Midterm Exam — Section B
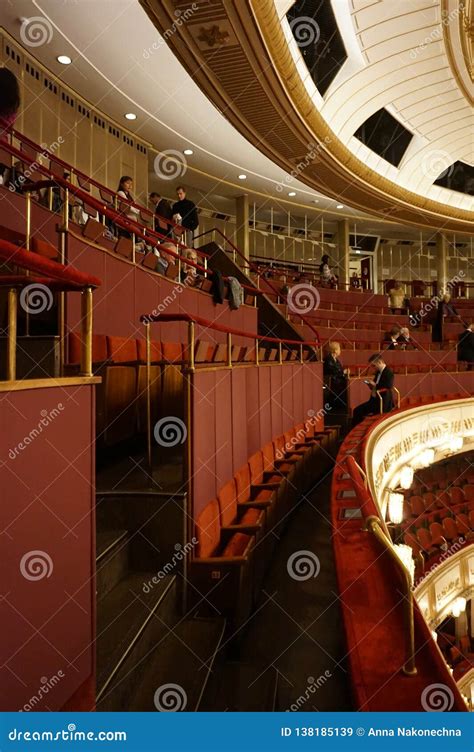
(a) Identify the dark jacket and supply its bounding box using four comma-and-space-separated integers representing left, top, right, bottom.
374, 366, 395, 412
172, 198, 199, 231
458, 329, 474, 363
155, 198, 173, 236
397, 334, 417, 350
433, 300, 459, 341
211, 270, 225, 305
323, 355, 345, 382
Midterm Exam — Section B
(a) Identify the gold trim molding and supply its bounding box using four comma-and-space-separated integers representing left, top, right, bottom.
139, 0, 473, 234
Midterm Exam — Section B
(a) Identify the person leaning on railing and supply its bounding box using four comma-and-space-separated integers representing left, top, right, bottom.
352, 353, 395, 426
0, 67, 20, 135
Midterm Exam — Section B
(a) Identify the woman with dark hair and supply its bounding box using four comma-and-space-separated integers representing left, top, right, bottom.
116, 175, 140, 240
0, 68, 20, 131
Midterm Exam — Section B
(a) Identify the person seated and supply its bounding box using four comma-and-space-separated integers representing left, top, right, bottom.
397, 326, 417, 349
350, 272, 360, 289
182, 249, 198, 283
385, 326, 401, 349
116, 176, 140, 240
319, 255, 338, 287
388, 281, 406, 312
458, 323, 474, 370
352, 353, 395, 426
323, 341, 347, 406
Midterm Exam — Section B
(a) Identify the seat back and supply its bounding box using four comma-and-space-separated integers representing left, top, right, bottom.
195, 499, 221, 558
235, 464, 251, 504
248, 451, 264, 485
217, 480, 238, 527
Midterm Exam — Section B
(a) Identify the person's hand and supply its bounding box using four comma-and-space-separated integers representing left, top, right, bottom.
366, 379, 376, 387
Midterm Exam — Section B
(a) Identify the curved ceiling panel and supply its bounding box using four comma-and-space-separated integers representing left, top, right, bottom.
139, 0, 473, 231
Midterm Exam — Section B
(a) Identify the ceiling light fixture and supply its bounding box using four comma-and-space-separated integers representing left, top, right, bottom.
183, 149, 193, 155
288, 191, 296, 197
124, 113, 137, 121
238, 174, 247, 180
57, 55, 72, 65
336, 204, 344, 209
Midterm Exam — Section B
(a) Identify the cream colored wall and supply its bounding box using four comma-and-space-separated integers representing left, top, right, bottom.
1, 33, 150, 202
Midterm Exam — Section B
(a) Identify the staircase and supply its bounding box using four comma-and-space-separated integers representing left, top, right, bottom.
95, 493, 226, 711
200, 241, 311, 344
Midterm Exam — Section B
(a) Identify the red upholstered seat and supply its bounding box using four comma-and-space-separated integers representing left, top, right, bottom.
195, 499, 220, 558
248, 451, 264, 485
464, 485, 474, 504
240, 507, 262, 525
451, 487, 465, 506
31, 236, 58, 259
136, 338, 161, 363
442, 517, 458, 542
107, 335, 138, 363
218, 479, 238, 527
235, 464, 252, 504
161, 342, 184, 362
68, 331, 108, 365
455, 514, 470, 537
410, 495, 425, 517
221, 532, 252, 557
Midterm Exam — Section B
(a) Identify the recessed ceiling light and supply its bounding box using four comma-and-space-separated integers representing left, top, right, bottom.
124, 113, 137, 121
238, 174, 247, 180
313, 199, 319, 203
57, 55, 72, 65
183, 149, 193, 155
288, 191, 296, 197
336, 204, 344, 209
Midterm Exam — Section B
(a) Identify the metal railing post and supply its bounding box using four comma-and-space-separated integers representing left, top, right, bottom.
7, 288, 17, 381
80, 286, 93, 377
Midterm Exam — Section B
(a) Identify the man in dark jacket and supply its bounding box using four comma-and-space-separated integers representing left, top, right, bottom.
352, 353, 395, 426
172, 186, 199, 247
458, 323, 474, 369
150, 192, 173, 237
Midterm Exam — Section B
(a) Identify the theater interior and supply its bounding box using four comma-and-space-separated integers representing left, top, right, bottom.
0, 0, 473, 715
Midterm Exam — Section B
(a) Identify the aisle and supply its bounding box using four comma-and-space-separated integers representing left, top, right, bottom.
231, 475, 353, 711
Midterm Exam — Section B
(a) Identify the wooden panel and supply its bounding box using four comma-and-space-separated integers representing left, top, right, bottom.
214, 372, 233, 491
192, 371, 217, 517
231, 368, 248, 472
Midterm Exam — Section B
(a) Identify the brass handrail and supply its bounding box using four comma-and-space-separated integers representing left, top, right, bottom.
376, 386, 401, 413
364, 515, 417, 677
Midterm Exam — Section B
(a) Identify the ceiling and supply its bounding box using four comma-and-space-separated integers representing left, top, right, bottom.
0, 0, 472, 239
282, 0, 473, 211
0, 0, 377, 225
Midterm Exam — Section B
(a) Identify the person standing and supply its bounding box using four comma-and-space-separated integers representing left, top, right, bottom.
149, 192, 173, 238
172, 186, 199, 248
323, 341, 348, 407
352, 354, 394, 426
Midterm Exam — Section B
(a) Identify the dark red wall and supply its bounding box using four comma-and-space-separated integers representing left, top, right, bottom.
0, 383, 95, 711
191, 362, 324, 517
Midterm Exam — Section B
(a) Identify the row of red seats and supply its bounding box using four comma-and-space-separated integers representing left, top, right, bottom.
190, 424, 339, 627
404, 512, 474, 559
